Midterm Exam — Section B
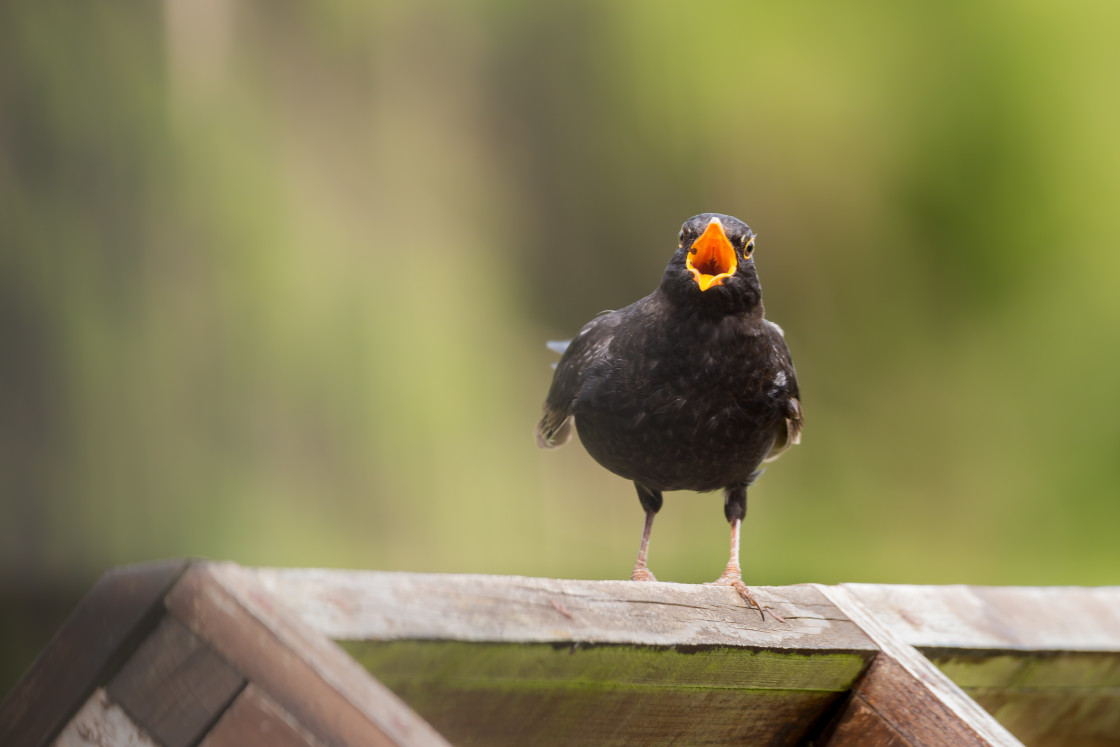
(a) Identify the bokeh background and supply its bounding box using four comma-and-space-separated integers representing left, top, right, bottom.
3, 1, 1119, 693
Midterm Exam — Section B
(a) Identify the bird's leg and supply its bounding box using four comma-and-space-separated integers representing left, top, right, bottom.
631, 508, 657, 581
707, 487, 748, 587
631, 484, 663, 582
706, 487, 785, 622
714, 515, 744, 584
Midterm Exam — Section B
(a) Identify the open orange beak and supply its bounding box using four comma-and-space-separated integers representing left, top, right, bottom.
686, 217, 738, 291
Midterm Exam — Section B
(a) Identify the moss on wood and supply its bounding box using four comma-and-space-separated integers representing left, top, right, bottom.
341, 640, 872, 746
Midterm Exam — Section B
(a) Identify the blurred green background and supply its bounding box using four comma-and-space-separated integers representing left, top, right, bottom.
3, 1, 1119, 694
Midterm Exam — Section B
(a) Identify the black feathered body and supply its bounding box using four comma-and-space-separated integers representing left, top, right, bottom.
539, 223, 801, 495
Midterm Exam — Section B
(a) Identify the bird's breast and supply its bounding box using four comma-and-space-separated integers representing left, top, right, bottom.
571, 328, 786, 492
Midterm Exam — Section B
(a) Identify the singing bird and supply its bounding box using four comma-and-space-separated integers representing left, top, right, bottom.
536, 213, 802, 615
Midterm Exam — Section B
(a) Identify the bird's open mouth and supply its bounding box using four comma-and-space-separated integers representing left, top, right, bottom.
686, 217, 737, 291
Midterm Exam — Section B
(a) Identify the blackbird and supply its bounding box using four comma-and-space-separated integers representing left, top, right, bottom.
536, 213, 802, 616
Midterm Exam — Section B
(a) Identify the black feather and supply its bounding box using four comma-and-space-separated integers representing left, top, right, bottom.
536, 213, 802, 493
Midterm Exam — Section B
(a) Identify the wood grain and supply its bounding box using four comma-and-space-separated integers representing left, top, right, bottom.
345, 640, 870, 692
252, 569, 874, 652
844, 584, 1120, 746
200, 685, 321, 747
10, 562, 1118, 747
825, 694, 910, 747
927, 649, 1120, 746
859, 655, 1009, 745
965, 688, 1120, 747
842, 583, 1120, 650
107, 615, 244, 747
345, 639, 869, 746
53, 688, 160, 747
386, 679, 840, 746
815, 584, 1023, 746
166, 563, 450, 747
0, 558, 190, 747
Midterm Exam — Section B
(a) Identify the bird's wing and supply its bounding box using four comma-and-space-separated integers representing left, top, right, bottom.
536, 313, 618, 449
762, 319, 803, 462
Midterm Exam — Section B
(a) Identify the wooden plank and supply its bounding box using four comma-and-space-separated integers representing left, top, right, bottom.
345, 640, 869, 746
21, 564, 1116, 747
344, 640, 870, 692
848, 655, 1013, 746
254, 570, 876, 746
165, 563, 450, 747
0, 559, 191, 747
844, 584, 1120, 745
825, 694, 910, 747
381, 679, 838, 746
815, 584, 1022, 746
963, 689, 1120, 747
200, 685, 321, 747
106, 615, 244, 747
53, 688, 160, 747
926, 649, 1120, 746
930, 649, 1120, 690
252, 569, 877, 652
842, 584, 1120, 650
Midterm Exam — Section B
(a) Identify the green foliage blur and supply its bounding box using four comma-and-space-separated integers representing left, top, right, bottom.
3, 1, 1119, 692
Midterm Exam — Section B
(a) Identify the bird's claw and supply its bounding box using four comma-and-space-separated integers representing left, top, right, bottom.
705, 575, 788, 623
630, 567, 657, 582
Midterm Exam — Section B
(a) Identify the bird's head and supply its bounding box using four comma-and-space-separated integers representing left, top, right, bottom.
663, 213, 761, 311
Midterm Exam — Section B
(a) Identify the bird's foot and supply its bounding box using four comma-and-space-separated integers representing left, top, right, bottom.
630, 566, 658, 582
705, 569, 787, 623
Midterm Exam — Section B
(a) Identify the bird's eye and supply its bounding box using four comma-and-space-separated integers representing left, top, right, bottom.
745, 239, 755, 254
678, 229, 685, 248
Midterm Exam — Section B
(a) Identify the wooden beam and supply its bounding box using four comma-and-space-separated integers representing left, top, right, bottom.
842, 584, 1120, 745
0, 559, 191, 747
106, 615, 245, 747
823, 694, 910, 747
8, 564, 1119, 746
200, 685, 323, 747
253, 570, 880, 745
166, 563, 451, 747
841, 583, 1120, 650
816, 584, 1022, 746
54, 689, 160, 747
251, 569, 874, 650
344, 639, 869, 745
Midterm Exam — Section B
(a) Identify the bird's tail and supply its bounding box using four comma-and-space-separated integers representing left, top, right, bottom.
545, 340, 570, 369
535, 410, 573, 449
538, 340, 574, 445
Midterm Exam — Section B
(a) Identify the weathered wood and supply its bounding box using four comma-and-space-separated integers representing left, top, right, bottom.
376, 675, 838, 746
0, 559, 191, 747
930, 649, 1120, 691
199, 685, 322, 747
345, 640, 870, 746
53, 689, 160, 747
9, 562, 1120, 747
825, 694, 910, 747
842, 583, 1120, 650
250, 570, 878, 745
846, 655, 1009, 746
960, 688, 1120, 747
843, 584, 1120, 745
252, 569, 875, 651
816, 584, 1023, 746
106, 615, 245, 747
925, 649, 1120, 747
165, 563, 450, 747
348, 639, 869, 691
